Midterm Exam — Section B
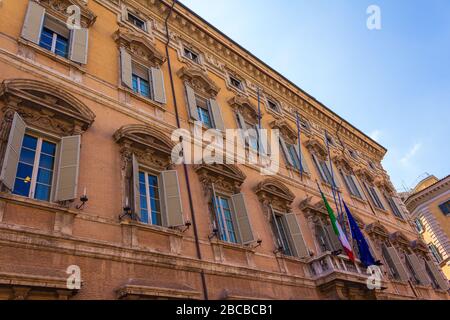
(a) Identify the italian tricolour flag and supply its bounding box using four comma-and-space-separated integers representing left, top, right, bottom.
320, 191, 355, 262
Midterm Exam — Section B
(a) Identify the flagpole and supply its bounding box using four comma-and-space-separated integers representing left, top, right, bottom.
324, 130, 342, 223
296, 111, 304, 182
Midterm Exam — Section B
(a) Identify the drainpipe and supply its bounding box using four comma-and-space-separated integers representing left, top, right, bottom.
163, 0, 209, 300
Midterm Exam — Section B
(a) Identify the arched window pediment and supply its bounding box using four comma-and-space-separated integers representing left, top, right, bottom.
255, 179, 294, 212
366, 221, 389, 240
354, 165, 375, 183
228, 95, 259, 123
40, 0, 97, 28
1, 79, 95, 135
305, 136, 328, 159
177, 66, 220, 98
270, 119, 297, 144
333, 152, 355, 173
195, 164, 246, 194
114, 28, 166, 66
374, 176, 395, 194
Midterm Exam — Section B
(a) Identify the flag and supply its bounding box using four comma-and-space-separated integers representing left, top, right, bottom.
344, 201, 376, 267
319, 189, 355, 262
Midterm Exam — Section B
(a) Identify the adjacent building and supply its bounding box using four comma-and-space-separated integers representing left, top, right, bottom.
404, 175, 450, 281
0, 0, 448, 300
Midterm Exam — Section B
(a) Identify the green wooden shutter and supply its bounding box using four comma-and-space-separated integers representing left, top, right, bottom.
21, 1, 45, 44
131, 154, 141, 221
0, 113, 27, 191
54, 135, 81, 202
69, 28, 89, 64
283, 213, 309, 258
160, 170, 184, 227
208, 98, 225, 131
120, 48, 133, 89
151, 67, 166, 104
231, 193, 255, 245
185, 84, 199, 121
406, 254, 431, 286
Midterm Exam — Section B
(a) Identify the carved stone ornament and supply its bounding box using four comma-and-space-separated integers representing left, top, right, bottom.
194, 164, 246, 195
270, 119, 297, 145
365, 221, 390, 241
305, 136, 328, 160
177, 66, 220, 98
114, 124, 175, 171
389, 231, 412, 253
113, 28, 166, 67
333, 152, 356, 173
353, 165, 375, 183
39, 0, 97, 28
410, 239, 431, 260
255, 178, 295, 213
228, 94, 259, 123
0, 79, 95, 136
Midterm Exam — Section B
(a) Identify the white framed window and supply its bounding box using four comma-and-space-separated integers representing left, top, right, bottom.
213, 195, 238, 244
12, 133, 57, 202
414, 218, 424, 233
365, 184, 385, 210
127, 12, 146, 31
439, 200, 450, 216
38, 17, 70, 58
272, 211, 293, 256
138, 170, 162, 226
229, 76, 243, 90
183, 47, 200, 63
131, 62, 152, 98
385, 195, 404, 219
312, 155, 335, 186
196, 95, 213, 129
341, 170, 363, 199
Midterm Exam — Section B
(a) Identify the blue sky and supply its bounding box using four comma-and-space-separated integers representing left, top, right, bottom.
180, 0, 450, 191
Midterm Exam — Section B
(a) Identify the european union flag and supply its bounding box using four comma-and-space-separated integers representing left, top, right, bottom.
343, 201, 376, 268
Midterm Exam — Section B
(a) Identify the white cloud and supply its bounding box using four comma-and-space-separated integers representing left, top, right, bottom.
370, 130, 382, 142
400, 143, 422, 166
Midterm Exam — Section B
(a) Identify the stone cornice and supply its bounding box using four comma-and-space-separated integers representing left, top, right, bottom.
405, 176, 450, 213
120, 0, 387, 161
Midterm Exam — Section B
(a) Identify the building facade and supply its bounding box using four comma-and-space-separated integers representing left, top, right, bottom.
0, 0, 448, 300
404, 175, 450, 281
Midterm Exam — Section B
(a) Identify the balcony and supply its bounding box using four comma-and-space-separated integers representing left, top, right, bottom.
308, 252, 387, 300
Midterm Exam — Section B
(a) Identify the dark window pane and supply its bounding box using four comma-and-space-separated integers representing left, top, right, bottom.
23, 135, 38, 150
132, 75, 139, 93
16, 162, 33, 180
152, 211, 161, 226
13, 178, 31, 197
139, 172, 145, 183
140, 209, 149, 224
55, 35, 68, 58
148, 175, 158, 187
139, 182, 147, 195
37, 168, 53, 185
19, 148, 36, 165
35, 184, 51, 201
140, 195, 147, 209
39, 154, 55, 170
139, 79, 150, 97
41, 141, 56, 156
39, 28, 53, 51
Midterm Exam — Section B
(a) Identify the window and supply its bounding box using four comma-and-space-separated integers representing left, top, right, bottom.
386, 196, 403, 219
285, 143, 303, 172
183, 48, 200, 63
439, 201, 450, 216
272, 212, 293, 256
127, 13, 146, 31
38, 18, 70, 58
414, 218, 424, 233
132, 62, 151, 98
138, 171, 162, 226
229, 76, 243, 90
13, 134, 57, 202
196, 96, 213, 128
267, 99, 279, 112
366, 184, 385, 210
428, 244, 443, 264
324, 132, 335, 147
368, 161, 376, 170
349, 149, 358, 159
213, 195, 238, 244
341, 171, 363, 199
312, 155, 335, 186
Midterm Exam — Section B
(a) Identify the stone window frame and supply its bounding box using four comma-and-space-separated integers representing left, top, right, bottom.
194, 163, 257, 248
333, 154, 366, 202
0, 78, 95, 206
119, 3, 154, 36
114, 28, 167, 107
113, 124, 187, 232
255, 178, 309, 260
19, 0, 97, 70
224, 69, 247, 94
